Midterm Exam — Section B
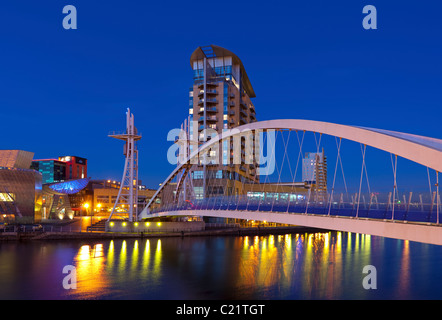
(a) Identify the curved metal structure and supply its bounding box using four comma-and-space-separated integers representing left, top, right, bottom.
141, 119, 442, 217
44, 178, 90, 195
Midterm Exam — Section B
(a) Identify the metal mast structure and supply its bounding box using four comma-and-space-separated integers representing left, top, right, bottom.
108, 108, 141, 222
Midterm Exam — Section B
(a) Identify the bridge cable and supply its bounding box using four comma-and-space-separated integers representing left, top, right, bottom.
267, 130, 282, 212
246, 129, 266, 212
278, 129, 295, 212
305, 132, 322, 214
286, 130, 305, 213
244, 130, 261, 212
390, 153, 398, 220
361, 143, 371, 195
335, 136, 348, 203
360, 143, 371, 210
257, 129, 277, 212
437, 171, 440, 224
271, 129, 291, 212
251, 129, 269, 212
356, 144, 367, 218
328, 137, 342, 216
426, 166, 440, 220
359, 143, 375, 211
427, 165, 433, 191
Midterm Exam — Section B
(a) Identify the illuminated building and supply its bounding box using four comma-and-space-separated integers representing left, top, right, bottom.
187, 45, 258, 199
302, 149, 327, 201
0, 150, 91, 222
92, 179, 155, 214
59, 156, 87, 180
0, 150, 34, 169
0, 150, 42, 223
31, 155, 87, 184
41, 178, 90, 220
30, 159, 66, 184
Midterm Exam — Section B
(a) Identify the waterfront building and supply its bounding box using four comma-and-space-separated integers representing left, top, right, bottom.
0, 168, 42, 223
302, 149, 328, 202
0, 150, 91, 222
31, 159, 66, 184
151, 46, 328, 224
31, 155, 87, 184
41, 178, 90, 220
187, 45, 258, 200
91, 179, 155, 215
0, 150, 34, 169
0, 150, 42, 223
59, 156, 87, 180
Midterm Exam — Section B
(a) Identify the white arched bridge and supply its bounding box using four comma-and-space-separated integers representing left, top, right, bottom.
139, 120, 442, 245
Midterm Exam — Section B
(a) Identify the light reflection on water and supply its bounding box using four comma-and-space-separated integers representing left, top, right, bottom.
0, 232, 441, 299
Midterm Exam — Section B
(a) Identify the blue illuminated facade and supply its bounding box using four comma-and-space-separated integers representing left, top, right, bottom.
31, 160, 66, 184
47, 178, 90, 195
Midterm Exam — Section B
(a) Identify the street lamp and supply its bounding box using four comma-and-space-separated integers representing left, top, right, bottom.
83, 202, 90, 215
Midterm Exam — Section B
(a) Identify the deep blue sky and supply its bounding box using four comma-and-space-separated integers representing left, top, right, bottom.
1, 0, 441, 189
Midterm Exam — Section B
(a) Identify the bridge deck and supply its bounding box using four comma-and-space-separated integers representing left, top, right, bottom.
147, 208, 442, 246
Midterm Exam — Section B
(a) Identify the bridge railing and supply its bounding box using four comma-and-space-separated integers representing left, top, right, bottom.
150, 194, 441, 224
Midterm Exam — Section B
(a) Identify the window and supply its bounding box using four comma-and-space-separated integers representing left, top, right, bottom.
192, 171, 204, 179
247, 192, 264, 200
194, 187, 204, 199
0, 193, 14, 202
97, 196, 110, 204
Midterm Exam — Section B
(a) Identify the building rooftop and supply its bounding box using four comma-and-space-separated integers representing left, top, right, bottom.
190, 44, 256, 98
0, 150, 34, 169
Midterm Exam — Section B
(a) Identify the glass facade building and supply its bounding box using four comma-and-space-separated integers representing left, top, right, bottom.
31, 160, 66, 184
302, 149, 328, 202
31, 156, 87, 184
187, 45, 258, 200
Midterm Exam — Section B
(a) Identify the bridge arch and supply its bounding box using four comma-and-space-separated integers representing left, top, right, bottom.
142, 119, 442, 215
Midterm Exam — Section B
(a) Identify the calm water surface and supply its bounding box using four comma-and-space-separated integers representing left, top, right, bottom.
0, 232, 441, 300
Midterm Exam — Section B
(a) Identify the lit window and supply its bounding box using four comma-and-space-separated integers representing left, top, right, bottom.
0, 193, 14, 202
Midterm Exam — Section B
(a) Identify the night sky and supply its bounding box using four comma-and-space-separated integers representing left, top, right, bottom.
1, 0, 441, 190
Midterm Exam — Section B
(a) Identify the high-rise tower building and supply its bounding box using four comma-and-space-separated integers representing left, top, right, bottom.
187, 45, 258, 199
302, 149, 327, 201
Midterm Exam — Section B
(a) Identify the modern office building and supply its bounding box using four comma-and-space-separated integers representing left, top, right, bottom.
31, 159, 66, 184
31, 155, 87, 184
92, 180, 155, 215
59, 156, 87, 180
302, 149, 328, 201
186, 45, 258, 200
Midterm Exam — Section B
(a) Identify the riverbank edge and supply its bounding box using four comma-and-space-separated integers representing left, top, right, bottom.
0, 226, 331, 241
